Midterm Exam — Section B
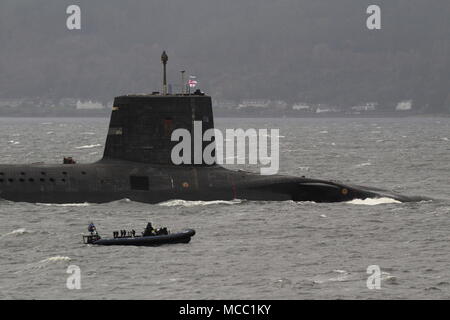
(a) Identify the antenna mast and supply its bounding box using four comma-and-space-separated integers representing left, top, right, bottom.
161, 51, 168, 95
180, 70, 186, 94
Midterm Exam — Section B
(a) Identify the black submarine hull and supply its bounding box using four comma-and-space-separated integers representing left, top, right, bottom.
91, 229, 195, 246
0, 160, 428, 204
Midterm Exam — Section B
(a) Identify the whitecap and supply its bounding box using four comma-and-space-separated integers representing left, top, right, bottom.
380, 271, 398, 284
333, 269, 347, 274
110, 198, 132, 204
39, 256, 71, 264
355, 162, 371, 167
346, 197, 401, 205
158, 199, 242, 207
2, 228, 28, 237
259, 133, 285, 138
16, 256, 73, 273
293, 200, 317, 205
313, 273, 352, 284
36, 202, 91, 207
75, 144, 102, 149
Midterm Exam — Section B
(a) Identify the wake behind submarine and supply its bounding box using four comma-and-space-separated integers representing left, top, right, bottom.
0, 52, 427, 204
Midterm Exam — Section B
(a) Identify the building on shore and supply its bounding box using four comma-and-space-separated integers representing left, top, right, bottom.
76, 100, 106, 110
350, 102, 377, 113
237, 99, 271, 109
315, 105, 341, 114
395, 100, 413, 111
292, 103, 313, 112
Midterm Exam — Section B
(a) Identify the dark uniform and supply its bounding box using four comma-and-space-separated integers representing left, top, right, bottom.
143, 223, 155, 236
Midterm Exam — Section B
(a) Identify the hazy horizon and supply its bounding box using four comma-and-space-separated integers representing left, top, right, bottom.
1, 1, 450, 114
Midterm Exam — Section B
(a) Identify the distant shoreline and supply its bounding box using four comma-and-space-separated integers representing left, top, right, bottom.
0, 113, 449, 119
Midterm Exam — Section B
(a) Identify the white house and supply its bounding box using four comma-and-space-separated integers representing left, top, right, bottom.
292, 103, 311, 111
351, 102, 377, 112
237, 99, 271, 109
76, 100, 105, 110
396, 100, 413, 111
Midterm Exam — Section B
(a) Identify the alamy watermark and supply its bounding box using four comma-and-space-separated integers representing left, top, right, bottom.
66, 5, 81, 30
66, 265, 81, 290
367, 5, 381, 30
171, 121, 280, 175
366, 265, 382, 290
64, 5, 380, 31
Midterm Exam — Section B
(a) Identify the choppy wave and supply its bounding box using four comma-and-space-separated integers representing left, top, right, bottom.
333, 269, 347, 274
2, 228, 29, 237
36, 202, 91, 207
16, 256, 72, 274
346, 197, 401, 205
381, 272, 398, 284
75, 144, 102, 149
158, 199, 242, 207
107, 198, 132, 206
37, 198, 132, 206
355, 162, 372, 167
313, 270, 353, 284
39, 256, 71, 264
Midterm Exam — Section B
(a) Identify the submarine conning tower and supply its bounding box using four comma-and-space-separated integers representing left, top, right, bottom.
102, 93, 215, 165
103, 51, 215, 165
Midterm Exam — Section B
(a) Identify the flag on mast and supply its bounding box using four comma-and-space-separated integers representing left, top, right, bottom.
188, 75, 198, 88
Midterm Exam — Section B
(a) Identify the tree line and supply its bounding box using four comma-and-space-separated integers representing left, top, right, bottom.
0, 0, 450, 113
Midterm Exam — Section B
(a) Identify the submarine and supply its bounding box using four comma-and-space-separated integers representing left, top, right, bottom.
0, 52, 427, 204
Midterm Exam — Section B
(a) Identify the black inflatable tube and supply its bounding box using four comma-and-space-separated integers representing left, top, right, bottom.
92, 229, 196, 246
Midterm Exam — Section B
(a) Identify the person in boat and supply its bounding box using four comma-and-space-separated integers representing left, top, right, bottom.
155, 227, 168, 235
86, 222, 100, 242
88, 222, 97, 235
143, 222, 155, 236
